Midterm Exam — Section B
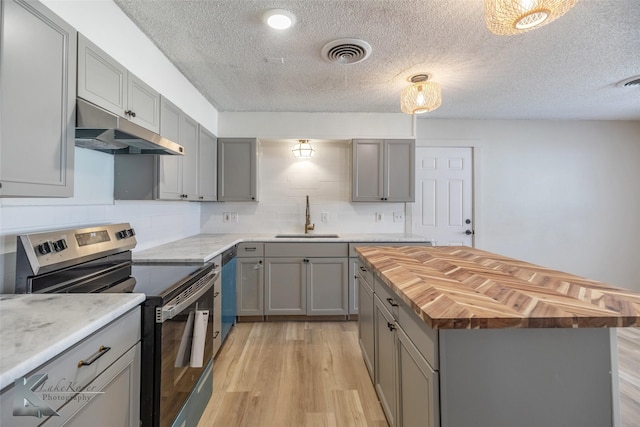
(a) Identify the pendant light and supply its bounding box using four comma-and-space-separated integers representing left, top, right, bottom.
292, 140, 315, 158
485, 0, 579, 35
400, 74, 442, 115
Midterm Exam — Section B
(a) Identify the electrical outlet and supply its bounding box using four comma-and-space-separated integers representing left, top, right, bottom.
375, 212, 383, 222
321, 212, 329, 222
393, 212, 404, 223
223, 212, 232, 223
230, 212, 238, 223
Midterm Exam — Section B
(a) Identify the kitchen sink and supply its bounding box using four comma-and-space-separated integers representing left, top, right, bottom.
274, 234, 340, 238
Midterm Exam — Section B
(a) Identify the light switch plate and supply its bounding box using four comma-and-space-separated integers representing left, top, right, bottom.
230, 212, 238, 223
223, 212, 231, 223
321, 212, 329, 222
375, 212, 383, 222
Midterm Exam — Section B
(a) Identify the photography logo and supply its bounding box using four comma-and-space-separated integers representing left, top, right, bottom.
13, 373, 104, 418
13, 374, 58, 417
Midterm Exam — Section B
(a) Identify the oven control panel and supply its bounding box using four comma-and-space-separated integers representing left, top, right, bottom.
17, 223, 137, 273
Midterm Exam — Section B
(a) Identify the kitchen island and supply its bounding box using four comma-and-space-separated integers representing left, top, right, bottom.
355, 245, 640, 427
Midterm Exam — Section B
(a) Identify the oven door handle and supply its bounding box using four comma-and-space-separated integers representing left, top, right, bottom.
158, 271, 218, 323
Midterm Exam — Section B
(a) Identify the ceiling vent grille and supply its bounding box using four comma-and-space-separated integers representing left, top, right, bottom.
616, 75, 640, 88
321, 38, 372, 64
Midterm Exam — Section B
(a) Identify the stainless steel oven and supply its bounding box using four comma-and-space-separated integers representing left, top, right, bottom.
15, 224, 219, 427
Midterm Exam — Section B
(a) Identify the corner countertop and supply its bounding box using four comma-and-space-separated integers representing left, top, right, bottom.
0, 293, 145, 391
356, 245, 640, 329
132, 233, 430, 263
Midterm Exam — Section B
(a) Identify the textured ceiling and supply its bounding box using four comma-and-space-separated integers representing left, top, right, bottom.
114, 0, 640, 120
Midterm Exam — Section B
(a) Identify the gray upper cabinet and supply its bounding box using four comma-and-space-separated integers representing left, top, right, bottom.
157, 98, 183, 200
119, 96, 215, 201
217, 138, 259, 201
197, 127, 217, 201
77, 34, 159, 133
0, 0, 76, 197
352, 139, 415, 202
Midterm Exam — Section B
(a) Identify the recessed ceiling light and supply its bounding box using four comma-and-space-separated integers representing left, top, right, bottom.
263, 9, 295, 30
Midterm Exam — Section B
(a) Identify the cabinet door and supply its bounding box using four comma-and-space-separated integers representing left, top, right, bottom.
198, 127, 217, 201
265, 258, 306, 315
384, 140, 415, 202
218, 138, 258, 201
158, 97, 183, 200
352, 139, 384, 201
127, 74, 160, 133
180, 115, 199, 199
77, 33, 126, 117
1, 0, 75, 197
397, 327, 439, 427
42, 344, 141, 427
307, 258, 348, 315
237, 257, 264, 316
349, 258, 359, 314
358, 274, 375, 381
375, 295, 398, 427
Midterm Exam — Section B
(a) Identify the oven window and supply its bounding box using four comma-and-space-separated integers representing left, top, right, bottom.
160, 287, 214, 427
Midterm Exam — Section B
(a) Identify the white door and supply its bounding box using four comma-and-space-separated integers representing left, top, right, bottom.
412, 147, 473, 246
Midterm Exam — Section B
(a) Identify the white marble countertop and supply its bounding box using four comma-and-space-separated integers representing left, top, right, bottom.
133, 233, 431, 263
0, 293, 145, 391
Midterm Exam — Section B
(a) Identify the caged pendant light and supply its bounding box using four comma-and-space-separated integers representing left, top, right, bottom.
400, 74, 442, 115
485, 0, 580, 35
292, 139, 315, 158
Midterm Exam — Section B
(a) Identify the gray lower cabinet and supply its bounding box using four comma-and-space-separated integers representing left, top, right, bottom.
237, 257, 264, 316
217, 138, 259, 201
264, 243, 349, 316
0, 307, 141, 427
375, 294, 398, 427
265, 257, 306, 315
352, 139, 415, 202
78, 34, 159, 133
0, 0, 76, 197
358, 268, 375, 380
307, 257, 348, 315
367, 274, 439, 427
349, 258, 360, 314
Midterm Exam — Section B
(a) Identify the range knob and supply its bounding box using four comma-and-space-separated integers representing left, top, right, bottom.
38, 241, 53, 255
116, 230, 128, 239
127, 228, 136, 237
52, 238, 68, 252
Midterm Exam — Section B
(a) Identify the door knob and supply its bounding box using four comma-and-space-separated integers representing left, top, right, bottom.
465, 230, 474, 235
465, 219, 471, 224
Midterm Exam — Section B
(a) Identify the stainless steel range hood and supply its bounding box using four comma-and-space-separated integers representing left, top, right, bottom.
75, 98, 185, 155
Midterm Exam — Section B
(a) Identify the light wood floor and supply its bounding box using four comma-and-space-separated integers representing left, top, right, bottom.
198, 322, 639, 427
198, 321, 388, 427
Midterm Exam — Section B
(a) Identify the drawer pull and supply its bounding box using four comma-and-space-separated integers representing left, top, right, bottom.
213, 331, 220, 338
359, 266, 367, 272
387, 322, 397, 331
78, 345, 111, 368
244, 247, 257, 251
213, 291, 220, 297
386, 297, 399, 307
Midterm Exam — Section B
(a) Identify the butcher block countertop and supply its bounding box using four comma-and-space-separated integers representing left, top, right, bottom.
355, 245, 640, 329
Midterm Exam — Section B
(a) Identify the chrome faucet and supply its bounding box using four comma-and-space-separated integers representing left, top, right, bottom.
305, 195, 315, 234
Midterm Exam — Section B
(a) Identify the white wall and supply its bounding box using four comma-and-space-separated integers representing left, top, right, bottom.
201, 140, 406, 234
417, 119, 640, 292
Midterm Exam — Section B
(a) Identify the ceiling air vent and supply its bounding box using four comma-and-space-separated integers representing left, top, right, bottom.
616, 75, 640, 88
321, 38, 372, 64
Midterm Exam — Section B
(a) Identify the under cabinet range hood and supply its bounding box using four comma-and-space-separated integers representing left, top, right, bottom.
75, 98, 185, 155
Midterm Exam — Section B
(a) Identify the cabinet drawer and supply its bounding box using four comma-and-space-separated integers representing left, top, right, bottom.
399, 303, 439, 370
374, 277, 400, 319
0, 307, 140, 426
237, 242, 264, 257
265, 243, 348, 257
